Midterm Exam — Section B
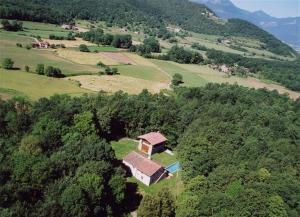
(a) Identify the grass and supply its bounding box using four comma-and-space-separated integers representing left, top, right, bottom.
152, 152, 177, 167
151, 60, 207, 87
0, 32, 99, 75
117, 65, 169, 83
87, 45, 119, 52
127, 174, 184, 196
68, 75, 169, 94
0, 70, 91, 101
111, 139, 139, 160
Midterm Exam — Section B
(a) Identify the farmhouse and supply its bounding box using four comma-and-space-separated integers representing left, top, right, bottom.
32, 40, 50, 49
138, 132, 167, 156
123, 151, 166, 186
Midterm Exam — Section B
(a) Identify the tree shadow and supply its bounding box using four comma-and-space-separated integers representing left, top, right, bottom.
122, 182, 143, 214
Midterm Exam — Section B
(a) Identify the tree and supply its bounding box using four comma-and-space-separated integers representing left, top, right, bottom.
24, 65, 30, 72
61, 184, 89, 217
138, 188, 175, 217
36, 64, 45, 75
172, 73, 183, 86
2, 58, 14, 69
143, 37, 160, 53
79, 44, 89, 52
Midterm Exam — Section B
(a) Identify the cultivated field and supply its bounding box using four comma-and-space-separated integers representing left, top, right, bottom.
66, 75, 170, 94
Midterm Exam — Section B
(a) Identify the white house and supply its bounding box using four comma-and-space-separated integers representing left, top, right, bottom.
123, 151, 166, 186
138, 132, 167, 157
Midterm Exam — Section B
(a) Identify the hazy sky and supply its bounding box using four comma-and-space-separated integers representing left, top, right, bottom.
231, 0, 300, 18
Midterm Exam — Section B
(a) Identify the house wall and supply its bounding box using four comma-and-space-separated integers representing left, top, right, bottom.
138, 139, 153, 155
123, 160, 151, 186
150, 168, 166, 184
151, 143, 165, 155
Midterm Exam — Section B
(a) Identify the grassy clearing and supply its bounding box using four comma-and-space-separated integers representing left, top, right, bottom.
87, 45, 119, 52
0, 87, 27, 100
117, 65, 169, 83
151, 60, 207, 87
67, 75, 169, 94
56, 48, 120, 65
0, 70, 91, 100
152, 152, 177, 167
127, 174, 184, 196
111, 139, 139, 160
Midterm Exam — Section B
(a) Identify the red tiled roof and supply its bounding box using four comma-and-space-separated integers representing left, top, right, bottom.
138, 132, 167, 146
123, 151, 163, 176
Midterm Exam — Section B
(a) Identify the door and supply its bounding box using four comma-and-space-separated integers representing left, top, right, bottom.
141, 144, 149, 154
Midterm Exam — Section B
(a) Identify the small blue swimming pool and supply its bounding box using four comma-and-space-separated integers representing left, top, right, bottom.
166, 162, 180, 173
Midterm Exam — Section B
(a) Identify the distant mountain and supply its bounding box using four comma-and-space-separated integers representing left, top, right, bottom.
191, 0, 300, 52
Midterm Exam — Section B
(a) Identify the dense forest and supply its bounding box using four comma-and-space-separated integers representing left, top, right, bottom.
0, 84, 299, 216
0, 0, 295, 56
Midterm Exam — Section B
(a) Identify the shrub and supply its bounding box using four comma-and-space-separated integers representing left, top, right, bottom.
36, 64, 45, 75
16, 43, 23, 48
25, 65, 30, 72
172, 73, 183, 86
97, 61, 106, 68
79, 44, 89, 52
2, 58, 14, 69
25, 44, 32, 50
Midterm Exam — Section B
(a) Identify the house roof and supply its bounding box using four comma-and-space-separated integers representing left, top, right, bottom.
138, 132, 167, 146
123, 151, 163, 176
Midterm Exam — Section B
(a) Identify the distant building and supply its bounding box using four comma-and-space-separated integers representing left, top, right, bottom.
62, 24, 78, 31
123, 151, 166, 186
138, 132, 167, 156
31, 40, 50, 49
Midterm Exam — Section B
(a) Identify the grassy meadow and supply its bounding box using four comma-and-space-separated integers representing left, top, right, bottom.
0, 70, 91, 100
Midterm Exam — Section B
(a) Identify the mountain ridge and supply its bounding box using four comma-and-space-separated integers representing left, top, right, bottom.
191, 0, 300, 52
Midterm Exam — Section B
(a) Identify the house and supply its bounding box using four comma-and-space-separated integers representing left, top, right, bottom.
62, 24, 78, 31
138, 132, 167, 156
31, 41, 50, 49
123, 151, 166, 186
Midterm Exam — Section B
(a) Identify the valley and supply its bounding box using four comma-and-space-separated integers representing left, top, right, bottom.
1, 20, 299, 100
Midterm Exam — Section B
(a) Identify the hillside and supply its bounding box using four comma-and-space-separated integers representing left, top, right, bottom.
0, 0, 296, 56
192, 0, 300, 52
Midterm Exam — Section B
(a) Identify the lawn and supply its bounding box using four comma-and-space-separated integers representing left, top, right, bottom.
127, 174, 184, 196
0, 70, 91, 101
111, 139, 139, 160
152, 151, 177, 167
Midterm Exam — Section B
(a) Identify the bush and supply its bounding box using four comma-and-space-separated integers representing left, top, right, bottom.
2, 58, 14, 69
172, 73, 183, 86
16, 43, 23, 48
25, 65, 30, 72
1, 19, 23, 31
97, 61, 106, 68
79, 44, 89, 52
25, 44, 32, 50
36, 64, 45, 75
45, 66, 64, 77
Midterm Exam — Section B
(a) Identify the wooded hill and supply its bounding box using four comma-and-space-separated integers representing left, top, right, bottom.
0, 0, 296, 56
0, 85, 299, 216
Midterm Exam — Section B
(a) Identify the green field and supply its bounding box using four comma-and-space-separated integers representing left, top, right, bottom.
117, 65, 169, 83
0, 31, 99, 76
0, 70, 91, 100
151, 60, 207, 87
